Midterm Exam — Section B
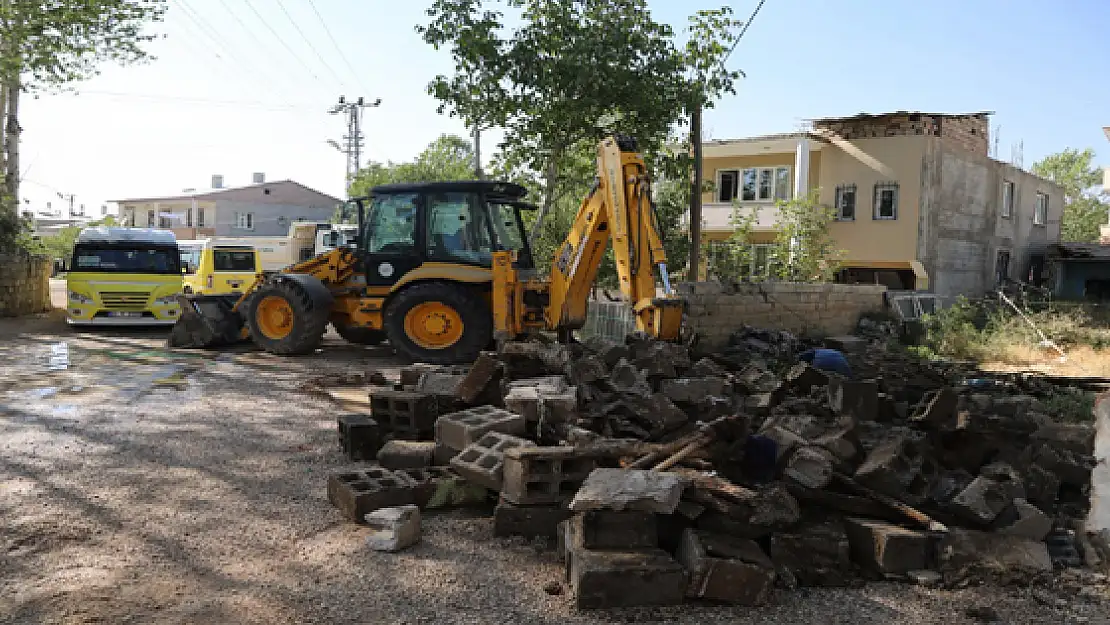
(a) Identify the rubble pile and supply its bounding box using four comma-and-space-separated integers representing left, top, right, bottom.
326, 326, 1107, 608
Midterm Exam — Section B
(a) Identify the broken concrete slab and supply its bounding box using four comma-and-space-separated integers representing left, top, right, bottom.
569, 468, 686, 514
911, 387, 958, 428
676, 528, 775, 606
828, 378, 878, 421
938, 528, 1052, 584
1090, 395, 1110, 534
377, 440, 436, 470
455, 352, 503, 404
949, 476, 1014, 526
784, 445, 835, 490
844, 517, 930, 574
582, 335, 630, 367
493, 499, 572, 538
769, 522, 857, 587
365, 504, 421, 552
608, 358, 653, 397
660, 377, 728, 405
572, 509, 658, 549
1032, 422, 1095, 456
565, 523, 687, 610
995, 498, 1053, 541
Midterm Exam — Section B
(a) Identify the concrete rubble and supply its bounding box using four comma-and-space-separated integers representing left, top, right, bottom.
323, 324, 1105, 609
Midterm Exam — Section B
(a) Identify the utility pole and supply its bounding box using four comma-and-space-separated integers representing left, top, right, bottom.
688, 105, 703, 281
328, 96, 381, 197
473, 126, 483, 179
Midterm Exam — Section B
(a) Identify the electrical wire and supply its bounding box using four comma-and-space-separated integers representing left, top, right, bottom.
72, 89, 312, 110
305, 0, 367, 93
720, 0, 767, 68
171, 0, 297, 107
274, 0, 347, 90
241, 0, 326, 85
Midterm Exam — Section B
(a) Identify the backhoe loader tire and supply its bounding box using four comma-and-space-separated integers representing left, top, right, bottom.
385, 282, 491, 365
332, 322, 386, 346
244, 280, 330, 355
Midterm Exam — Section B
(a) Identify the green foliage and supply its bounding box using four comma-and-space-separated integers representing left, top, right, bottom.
1041, 388, 1096, 424
709, 192, 843, 283
30, 214, 118, 262
769, 191, 843, 282
418, 0, 742, 216
1031, 147, 1109, 243
918, 297, 984, 360
0, 1, 166, 90
347, 134, 476, 201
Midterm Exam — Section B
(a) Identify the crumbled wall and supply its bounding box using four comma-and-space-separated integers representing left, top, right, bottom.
0, 253, 52, 317
814, 113, 989, 156
678, 282, 887, 348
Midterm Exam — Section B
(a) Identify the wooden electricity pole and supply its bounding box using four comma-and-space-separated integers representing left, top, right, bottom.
688, 104, 703, 281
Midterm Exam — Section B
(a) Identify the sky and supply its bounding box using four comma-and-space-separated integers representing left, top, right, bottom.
17, 0, 1110, 218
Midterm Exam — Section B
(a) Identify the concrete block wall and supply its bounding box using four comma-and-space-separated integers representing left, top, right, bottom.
678, 282, 888, 349
0, 253, 52, 317
814, 113, 988, 156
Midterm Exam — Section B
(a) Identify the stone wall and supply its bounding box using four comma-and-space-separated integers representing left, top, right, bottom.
678, 282, 888, 349
0, 253, 52, 317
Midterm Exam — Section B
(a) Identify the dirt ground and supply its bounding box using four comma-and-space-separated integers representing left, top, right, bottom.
2, 310, 1110, 624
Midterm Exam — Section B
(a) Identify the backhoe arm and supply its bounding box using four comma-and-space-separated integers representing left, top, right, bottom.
543, 135, 684, 339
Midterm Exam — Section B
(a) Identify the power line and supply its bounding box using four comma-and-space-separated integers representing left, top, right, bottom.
274, 0, 347, 90
71, 89, 313, 110
241, 0, 325, 84
171, 0, 297, 107
721, 0, 767, 67
305, 0, 366, 92
212, 0, 314, 103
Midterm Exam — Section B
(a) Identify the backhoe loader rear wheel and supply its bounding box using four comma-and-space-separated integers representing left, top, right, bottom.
385, 282, 491, 365
245, 280, 330, 355
332, 321, 386, 346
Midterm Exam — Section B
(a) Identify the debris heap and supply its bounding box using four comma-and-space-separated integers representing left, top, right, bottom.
327, 326, 1106, 609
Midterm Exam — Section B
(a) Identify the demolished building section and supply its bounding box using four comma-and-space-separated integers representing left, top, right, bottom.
325, 326, 1106, 609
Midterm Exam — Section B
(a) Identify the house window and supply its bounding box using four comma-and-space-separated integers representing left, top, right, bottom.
995, 249, 1011, 286
159, 216, 171, 228
147, 210, 155, 227
834, 184, 857, 221
236, 212, 254, 230
186, 208, 192, 227
873, 182, 899, 220
197, 208, 205, 228
1034, 193, 1048, 226
1002, 180, 1014, 218
717, 167, 791, 202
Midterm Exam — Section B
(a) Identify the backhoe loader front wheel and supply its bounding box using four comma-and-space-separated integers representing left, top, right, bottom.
245, 280, 330, 355
385, 282, 491, 365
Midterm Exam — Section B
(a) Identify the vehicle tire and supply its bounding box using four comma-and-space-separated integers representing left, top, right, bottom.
244, 279, 329, 355
332, 321, 386, 346
385, 281, 491, 365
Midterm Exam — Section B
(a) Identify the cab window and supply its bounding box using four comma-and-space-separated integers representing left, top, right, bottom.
365, 193, 417, 254
180, 248, 201, 274
425, 192, 493, 264
213, 249, 256, 272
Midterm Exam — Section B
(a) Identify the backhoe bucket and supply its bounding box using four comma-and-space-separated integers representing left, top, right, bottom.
167, 294, 249, 349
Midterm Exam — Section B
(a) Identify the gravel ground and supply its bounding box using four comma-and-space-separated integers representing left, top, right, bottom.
2, 312, 1110, 624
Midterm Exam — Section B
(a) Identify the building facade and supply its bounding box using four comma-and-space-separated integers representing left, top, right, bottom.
700, 112, 1065, 298
114, 176, 341, 240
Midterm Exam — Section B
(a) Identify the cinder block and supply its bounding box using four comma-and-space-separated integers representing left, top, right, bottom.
337, 413, 381, 462
370, 387, 438, 437
449, 431, 535, 491
502, 446, 599, 505
565, 523, 687, 609
844, 517, 930, 574
676, 528, 775, 605
326, 467, 419, 523
377, 440, 436, 469
435, 406, 526, 452
434, 443, 459, 466
572, 510, 658, 549
493, 498, 572, 538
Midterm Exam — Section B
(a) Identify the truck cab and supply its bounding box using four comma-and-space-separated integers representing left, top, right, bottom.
180, 239, 261, 295
66, 227, 183, 326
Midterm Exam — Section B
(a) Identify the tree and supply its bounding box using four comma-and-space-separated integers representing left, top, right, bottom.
417, 1, 742, 218
338, 134, 476, 221
1031, 147, 1109, 243
712, 192, 843, 283
0, 1, 166, 223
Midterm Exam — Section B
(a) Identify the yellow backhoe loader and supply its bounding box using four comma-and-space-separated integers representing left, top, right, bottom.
168, 135, 684, 363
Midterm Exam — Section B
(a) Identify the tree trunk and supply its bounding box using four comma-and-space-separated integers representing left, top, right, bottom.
529, 145, 563, 244
5, 69, 19, 209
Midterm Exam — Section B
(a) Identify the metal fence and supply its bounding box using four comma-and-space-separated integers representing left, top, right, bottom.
579, 298, 636, 342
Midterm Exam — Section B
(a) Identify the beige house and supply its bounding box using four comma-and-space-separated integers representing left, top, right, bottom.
700, 111, 1065, 297
114, 175, 341, 241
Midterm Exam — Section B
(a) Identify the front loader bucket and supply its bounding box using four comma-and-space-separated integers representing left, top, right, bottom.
167, 294, 249, 349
